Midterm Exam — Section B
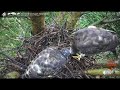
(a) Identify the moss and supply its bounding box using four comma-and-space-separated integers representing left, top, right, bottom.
4, 71, 20, 79
85, 68, 120, 76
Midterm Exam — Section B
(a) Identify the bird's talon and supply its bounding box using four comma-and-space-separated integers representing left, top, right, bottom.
72, 53, 81, 61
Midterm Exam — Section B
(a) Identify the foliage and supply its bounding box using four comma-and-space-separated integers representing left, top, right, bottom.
45, 12, 120, 36
4, 71, 20, 78
76, 12, 120, 35
75, 12, 105, 28
0, 17, 32, 57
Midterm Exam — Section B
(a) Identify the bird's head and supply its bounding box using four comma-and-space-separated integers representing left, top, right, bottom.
59, 47, 86, 60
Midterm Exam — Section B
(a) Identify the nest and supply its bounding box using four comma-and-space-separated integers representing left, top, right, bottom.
0, 25, 97, 78
51, 57, 96, 79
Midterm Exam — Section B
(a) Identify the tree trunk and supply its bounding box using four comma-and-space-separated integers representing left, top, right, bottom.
30, 12, 45, 35
66, 12, 81, 30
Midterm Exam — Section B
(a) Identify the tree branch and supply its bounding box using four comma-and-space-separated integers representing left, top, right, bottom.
103, 18, 120, 23
90, 17, 120, 26
89, 17, 107, 26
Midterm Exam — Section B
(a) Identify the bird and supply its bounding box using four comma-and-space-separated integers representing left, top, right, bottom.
71, 26, 120, 60
22, 46, 71, 78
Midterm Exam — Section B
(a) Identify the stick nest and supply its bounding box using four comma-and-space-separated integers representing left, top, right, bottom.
0, 26, 97, 78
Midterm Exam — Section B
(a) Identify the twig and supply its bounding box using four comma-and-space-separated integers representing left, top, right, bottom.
0, 51, 27, 70
63, 64, 75, 78
89, 17, 107, 26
